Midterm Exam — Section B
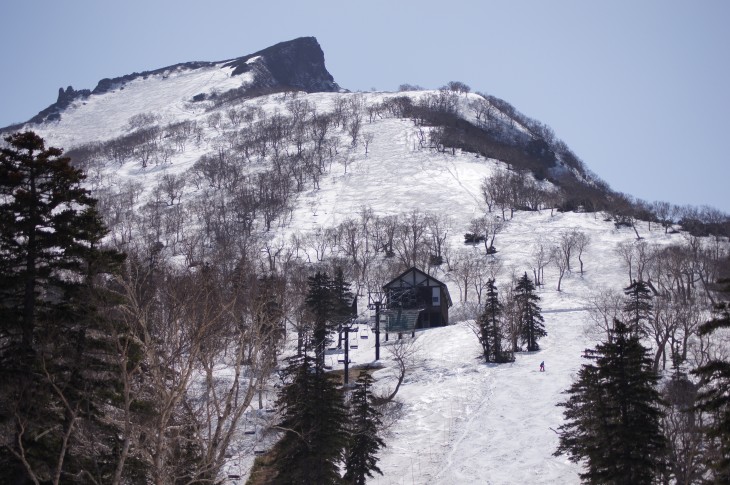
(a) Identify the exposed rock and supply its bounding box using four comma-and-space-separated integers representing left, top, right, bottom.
25, 85, 91, 125
223, 37, 339, 92
7, 37, 339, 128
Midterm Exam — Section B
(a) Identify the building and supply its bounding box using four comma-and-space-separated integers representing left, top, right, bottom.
382, 267, 452, 331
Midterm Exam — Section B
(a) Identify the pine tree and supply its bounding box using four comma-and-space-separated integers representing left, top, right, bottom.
0, 131, 128, 482
305, 271, 336, 365
555, 320, 666, 484
331, 267, 355, 349
331, 266, 355, 320
692, 300, 730, 483
477, 279, 512, 363
623, 279, 653, 336
0, 131, 106, 349
305, 269, 354, 364
514, 273, 546, 352
272, 354, 350, 484
344, 372, 385, 485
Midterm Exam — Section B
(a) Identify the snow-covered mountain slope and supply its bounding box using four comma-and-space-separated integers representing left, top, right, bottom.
362, 210, 684, 485
4, 40, 722, 483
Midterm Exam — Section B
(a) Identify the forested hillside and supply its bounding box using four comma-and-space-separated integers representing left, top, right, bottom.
1, 37, 728, 484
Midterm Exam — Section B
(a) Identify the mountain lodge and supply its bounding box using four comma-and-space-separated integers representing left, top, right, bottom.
382, 267, 452, 332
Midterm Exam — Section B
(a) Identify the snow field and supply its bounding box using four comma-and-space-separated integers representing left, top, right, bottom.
24, 73, 699, 483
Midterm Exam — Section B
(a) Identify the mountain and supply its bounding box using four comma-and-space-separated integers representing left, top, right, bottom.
5, 36, 339, 129
1, 37, 725, 483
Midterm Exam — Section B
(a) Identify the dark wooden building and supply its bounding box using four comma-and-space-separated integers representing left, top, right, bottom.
382, 267, 452, 331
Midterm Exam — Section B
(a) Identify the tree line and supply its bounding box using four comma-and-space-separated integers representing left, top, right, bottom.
0, 132, 392, 483
556, 273, 730, 484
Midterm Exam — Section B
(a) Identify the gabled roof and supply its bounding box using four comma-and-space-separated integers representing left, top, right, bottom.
383, 267, 452, 307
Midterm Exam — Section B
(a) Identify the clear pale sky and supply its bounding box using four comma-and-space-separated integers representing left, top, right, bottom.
1, 0, 728, 212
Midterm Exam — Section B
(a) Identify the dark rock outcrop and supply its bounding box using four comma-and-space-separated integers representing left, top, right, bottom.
223, 37, 339, 93
25, 85, 91, 124
11, 36, 338, 127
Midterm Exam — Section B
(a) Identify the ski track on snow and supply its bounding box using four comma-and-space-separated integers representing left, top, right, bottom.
22, 84, 702, 484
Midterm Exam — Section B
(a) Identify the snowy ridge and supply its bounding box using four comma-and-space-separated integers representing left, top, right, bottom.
30, 63, 250, 148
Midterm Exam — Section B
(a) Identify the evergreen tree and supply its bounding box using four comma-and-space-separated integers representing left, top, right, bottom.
331, 267, 355, 320
0, 131, 128, 482
331, 267, 355, 349
477, 279, 512, 363
692, 300, 730, 483
555, 320, 666, 484
0, 131, 111, 349
272, 354, 350, 484
305, 271, 336, 365
305, 269, 354, 364
344, 372, 385, 485
623, 279, 653, 336
514, 273, 546, 352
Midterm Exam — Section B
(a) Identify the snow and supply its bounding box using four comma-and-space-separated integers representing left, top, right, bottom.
24, 79, 706, 483
31, 62, 250, 148
328, 212, 682, 485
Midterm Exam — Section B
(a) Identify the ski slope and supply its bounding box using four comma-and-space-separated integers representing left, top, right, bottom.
19, 65, 700, 483
335, 212, 681, 485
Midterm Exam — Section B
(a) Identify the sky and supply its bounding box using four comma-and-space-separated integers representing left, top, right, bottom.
1, 0, 728, 212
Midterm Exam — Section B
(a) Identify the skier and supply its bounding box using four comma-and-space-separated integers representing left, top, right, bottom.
539, 361, 545, 372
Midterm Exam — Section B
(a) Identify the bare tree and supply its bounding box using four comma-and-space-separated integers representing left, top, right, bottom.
615, 240, 655, 286
472, 257, 501, 305
552, 244, 569, 292
531, 241, 553, 287
394, 210, 428, 269
374, 337, 420, 404
648, 298, 683, 372
469, 215, 504, 254
425, 213, 452, 266
158, 172, 186, 206
363, 132, 375, 156
559, 230, 578, 273
585, 288, 624, 343
444, 80, 471, 95
114, 256, 277, 484
652, 200, 677, 234
573, 230, 590, 276
615, 241, 637, 284
450, 248, 480, 303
